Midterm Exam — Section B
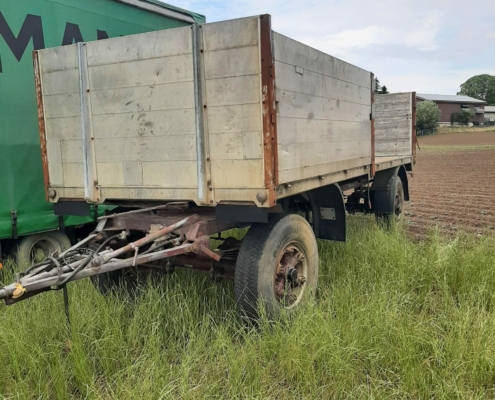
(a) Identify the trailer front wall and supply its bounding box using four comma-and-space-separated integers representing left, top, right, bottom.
40, 27, 199, 202
0, 0, 204, 239
273, 33, 372, 184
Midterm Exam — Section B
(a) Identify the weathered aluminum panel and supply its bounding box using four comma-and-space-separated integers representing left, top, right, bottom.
37, 14, 413, 208
201, 17, 266, 203
39, 16, 269, 206
273, 32, 373, 186
374, 92, 415, 158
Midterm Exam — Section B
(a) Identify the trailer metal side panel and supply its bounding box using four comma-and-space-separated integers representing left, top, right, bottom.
273, 32, 372, 185
202, 17, 264, 198
39, 17, 268, 206
39, 27, 198, 202
374, 92, 415, 157
37, 15, 414, 209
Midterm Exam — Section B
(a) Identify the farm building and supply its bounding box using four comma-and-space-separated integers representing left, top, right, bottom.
417, 94, 486, 126
484, 106, 495, 122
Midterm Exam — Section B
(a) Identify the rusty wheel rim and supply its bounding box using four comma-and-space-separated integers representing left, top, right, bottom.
274, 241, 308, 309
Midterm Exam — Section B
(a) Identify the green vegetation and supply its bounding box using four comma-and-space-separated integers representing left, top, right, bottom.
417, 101, 441, 131
451, 108, 475, 126
374, 77, 388, 94
458, 74, 495, 106
1, 218, 495, 399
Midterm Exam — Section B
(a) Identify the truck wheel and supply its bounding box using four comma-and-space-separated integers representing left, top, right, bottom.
15, 231, 71, 264
234, 214, 319, 320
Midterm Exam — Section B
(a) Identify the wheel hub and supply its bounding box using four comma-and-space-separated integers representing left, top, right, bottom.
274, 244, 307, 308
29, 238, 60, 263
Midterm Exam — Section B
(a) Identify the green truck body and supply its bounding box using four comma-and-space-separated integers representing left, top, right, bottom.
0, 0, 204, 247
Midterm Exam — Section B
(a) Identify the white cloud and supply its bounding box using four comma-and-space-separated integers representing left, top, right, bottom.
403, 10, 443, 51
170, 0, 495, 94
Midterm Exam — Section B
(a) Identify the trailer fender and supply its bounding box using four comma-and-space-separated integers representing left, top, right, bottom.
370, 166, 409, 214
308, 184, 346, 242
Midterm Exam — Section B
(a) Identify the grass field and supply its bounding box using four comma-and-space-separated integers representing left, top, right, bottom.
1, 217, 495, 399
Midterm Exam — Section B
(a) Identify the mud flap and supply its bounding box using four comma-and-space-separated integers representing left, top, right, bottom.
309, 184, 346, 242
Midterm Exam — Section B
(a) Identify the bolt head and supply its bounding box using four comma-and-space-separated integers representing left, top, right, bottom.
48, 188, 57, 199
256, 191, 268, 204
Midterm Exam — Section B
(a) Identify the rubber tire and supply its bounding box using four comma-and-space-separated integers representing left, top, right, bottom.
15, 231, 71, 264
234, 214, 319, 320
376, 178, 404, 226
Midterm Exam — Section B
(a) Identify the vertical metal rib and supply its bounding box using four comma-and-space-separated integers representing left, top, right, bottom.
78, 42, 99, 202
192, 24, 207, 204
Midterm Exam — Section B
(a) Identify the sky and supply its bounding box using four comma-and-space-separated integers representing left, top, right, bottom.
170, 0, 495, 95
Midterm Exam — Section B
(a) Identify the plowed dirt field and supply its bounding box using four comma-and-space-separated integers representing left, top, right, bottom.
405, 130, 495, 237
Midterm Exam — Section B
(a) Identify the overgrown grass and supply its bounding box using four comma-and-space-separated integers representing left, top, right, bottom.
1, 217, 495, 399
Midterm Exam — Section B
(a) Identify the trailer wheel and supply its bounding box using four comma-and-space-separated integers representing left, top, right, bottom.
376, 178, 405, 225
234, 214, 319, 320
393, 178, 405, 223
15, 231, 71, 264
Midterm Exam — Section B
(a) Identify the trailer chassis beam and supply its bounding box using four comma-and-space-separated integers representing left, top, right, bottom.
0, 212, 228, 305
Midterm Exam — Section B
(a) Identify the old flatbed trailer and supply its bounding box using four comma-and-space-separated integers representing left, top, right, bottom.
0, 15, 416, 319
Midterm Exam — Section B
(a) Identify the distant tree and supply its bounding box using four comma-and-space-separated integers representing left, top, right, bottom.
417, 100, 440, 131
374, 77, 389, 94
451, 108, 475, 126
374, 77, 381, 93
457, 74, 495, 105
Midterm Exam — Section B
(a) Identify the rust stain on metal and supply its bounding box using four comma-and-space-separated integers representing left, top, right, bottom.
33, 51, 51, 201
260, 14, 278, 207
411, 91, 417, 165
370, 73, 376, 178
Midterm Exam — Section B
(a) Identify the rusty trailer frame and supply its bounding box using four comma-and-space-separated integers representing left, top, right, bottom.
0, 203, 241, 305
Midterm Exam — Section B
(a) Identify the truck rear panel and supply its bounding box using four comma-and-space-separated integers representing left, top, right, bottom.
374, 92, 416, 171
